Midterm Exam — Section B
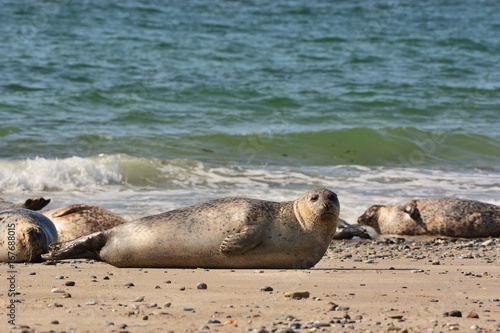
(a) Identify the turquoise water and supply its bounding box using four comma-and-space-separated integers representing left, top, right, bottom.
1, 1, 499, 221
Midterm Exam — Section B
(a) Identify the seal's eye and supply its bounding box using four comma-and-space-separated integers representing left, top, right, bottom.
310, 194, 319, 202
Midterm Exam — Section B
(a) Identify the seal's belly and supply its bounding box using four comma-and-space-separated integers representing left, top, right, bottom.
101, 223, 328, 269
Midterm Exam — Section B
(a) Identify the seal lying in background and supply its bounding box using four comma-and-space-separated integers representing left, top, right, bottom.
0, 197, 51, 211
0, 209, 57, 262
42, 188, 340, 269
42, 204, 128, 242
358, 199, 500, 238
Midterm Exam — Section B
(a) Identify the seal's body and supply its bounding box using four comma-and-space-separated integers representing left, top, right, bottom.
42, 204, 127, 242
0, 209, 58, 262
42, 189, 340, 269
358, 198, 500, 238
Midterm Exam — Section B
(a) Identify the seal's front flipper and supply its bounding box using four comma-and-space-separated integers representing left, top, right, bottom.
41, 232, 107, 261
219, 226, 265, 254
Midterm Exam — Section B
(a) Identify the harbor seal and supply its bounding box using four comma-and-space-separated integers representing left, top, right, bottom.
0, 209, 58, 262
42, 188, 340, 269
42, 204, 128, 242
358, 198, 500, 238
0, 197, 51, 211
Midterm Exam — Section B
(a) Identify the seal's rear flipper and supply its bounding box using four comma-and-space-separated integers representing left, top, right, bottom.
23, 197, 51, 211
41, 232, 106, 261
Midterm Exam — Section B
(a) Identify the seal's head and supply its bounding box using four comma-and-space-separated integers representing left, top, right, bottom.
294, 188, 340, 233
357, 205, 384, 233
1, 209, 58, 262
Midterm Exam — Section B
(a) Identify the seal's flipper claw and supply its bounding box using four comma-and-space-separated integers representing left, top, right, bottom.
219, 227, 264, 254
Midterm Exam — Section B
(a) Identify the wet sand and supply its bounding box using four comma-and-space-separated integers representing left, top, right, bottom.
2, 237, 499, 333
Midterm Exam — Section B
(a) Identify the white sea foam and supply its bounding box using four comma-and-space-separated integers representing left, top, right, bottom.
0, 155, 122, 193
1, 155, 498, 223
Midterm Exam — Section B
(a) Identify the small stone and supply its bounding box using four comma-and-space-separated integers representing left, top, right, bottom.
199, 325, 210, 331
183, 307, 195, 312
260, 286, 273, 292
65, 281, 75, 286
283, 291, 310, 299
28, 272, 36, 275
329, 303, 339, 311
207, 319, 221, 324
466, 311, 479, 319
55, 275, 64, 279
53, 303, 63, 308
164, 302, 171, 307
86, 301, 96, 305
103, 276, 110, 280
62, 293, 72, 298
443, 310, 462, 317
51, 288, 65, 293
312, 321, 330, 328
50, 320, 59, 324
142, 315, 148, 320
124, 283, 135, 288
180, 286, 186, 291
197, 282, 208, 290
134, 296, 145, 302
105, 321, 114, 326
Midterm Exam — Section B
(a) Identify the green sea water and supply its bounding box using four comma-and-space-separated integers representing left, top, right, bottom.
1, 0, 499, 220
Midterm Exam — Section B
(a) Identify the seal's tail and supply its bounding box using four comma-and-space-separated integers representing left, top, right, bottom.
41, 232, 106, 261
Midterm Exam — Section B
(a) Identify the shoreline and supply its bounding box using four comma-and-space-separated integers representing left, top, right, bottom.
2, 236, 499, 333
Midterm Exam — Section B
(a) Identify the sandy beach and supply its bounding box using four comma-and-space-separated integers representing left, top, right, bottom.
2, 236, 499, 333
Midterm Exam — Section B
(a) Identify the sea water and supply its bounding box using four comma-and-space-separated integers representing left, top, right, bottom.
1, 0, 499, 222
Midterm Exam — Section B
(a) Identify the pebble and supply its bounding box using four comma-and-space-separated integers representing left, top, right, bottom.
207, 319, 221, 324
466, 311, 479, 318
134, 296, 145, 302
28, 272, 36, 275
199, 325, 210, 331
65, 281, 75, 286
50, 320, 59, 324
105, 321, 114, 326
260, 286, 273, 292
443, 310, 462, 317
164, 302, 171, 307
51, 288, 65, 293
283, 291, 310, 299
312, 321, 330, 328
183, 307, 195, 312
197, 282, 208, 290
55, 275, 64, 279
124, 283, 135, 288
86, 301, 96, 305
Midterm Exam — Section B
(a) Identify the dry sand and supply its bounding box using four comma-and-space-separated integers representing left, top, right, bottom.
2, 237, 499, 333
